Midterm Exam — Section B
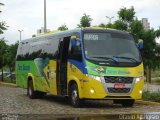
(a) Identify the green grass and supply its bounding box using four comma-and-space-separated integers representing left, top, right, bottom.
142, 90, 160, 102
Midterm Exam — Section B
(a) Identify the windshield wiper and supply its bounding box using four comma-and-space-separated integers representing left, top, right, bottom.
113, 56, 138, 63
91, 56, 119, 63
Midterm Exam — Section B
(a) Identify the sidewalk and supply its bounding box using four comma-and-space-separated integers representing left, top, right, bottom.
144, 83, 160, 92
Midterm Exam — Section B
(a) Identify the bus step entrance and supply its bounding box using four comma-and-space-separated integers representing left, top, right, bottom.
57, 84, 67, 96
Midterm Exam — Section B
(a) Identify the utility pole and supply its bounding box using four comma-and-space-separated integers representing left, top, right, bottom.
44, 0, 47, 33
18, 30, 23, 42
106, 16, 114, 24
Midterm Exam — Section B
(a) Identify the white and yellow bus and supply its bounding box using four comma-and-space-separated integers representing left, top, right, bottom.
16, 28, 144, 107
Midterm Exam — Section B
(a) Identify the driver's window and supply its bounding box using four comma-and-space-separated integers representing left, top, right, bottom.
69, 36, 82, 62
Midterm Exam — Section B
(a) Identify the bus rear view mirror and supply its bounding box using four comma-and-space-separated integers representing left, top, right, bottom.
137, 39, 143, 49
71, 36, 77, 39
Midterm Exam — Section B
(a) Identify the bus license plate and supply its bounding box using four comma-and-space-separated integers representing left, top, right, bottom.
114, 84, 126, 88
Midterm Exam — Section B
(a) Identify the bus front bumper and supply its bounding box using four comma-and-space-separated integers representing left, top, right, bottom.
80, 77, 144, 100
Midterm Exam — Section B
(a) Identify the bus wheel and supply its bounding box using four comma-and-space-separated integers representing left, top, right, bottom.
27, 80, 37, 99
121, 99, 135, 107
70, 84, 82, 107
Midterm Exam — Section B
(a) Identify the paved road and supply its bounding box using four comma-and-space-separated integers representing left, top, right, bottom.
0, 84, 160, 116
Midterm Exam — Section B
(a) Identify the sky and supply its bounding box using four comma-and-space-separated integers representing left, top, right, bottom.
0, 0, 160, 44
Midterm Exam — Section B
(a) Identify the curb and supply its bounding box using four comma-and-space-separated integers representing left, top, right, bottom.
0, 81, 17, 87
136, 100, 160, 105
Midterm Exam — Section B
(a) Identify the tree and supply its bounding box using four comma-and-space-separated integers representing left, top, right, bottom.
0, 2, 8, 81
154, 43, 160, 67
140, 29, 160, 82
58, 24, 68, 31
98, 23, 113, 28
98, 23, 106, 28
112, 20, 127, 30
0, 38, 7, 81
115, 6, 160, 82
0, 3, 7, 34
0, 3, 4, 13
141, 29, 157, 67
118, 6, 135, 24
32, 35, 36, 38
129, 19, 144, 39
6, 42, 19, 73
78, 13, 92, 27
0, 22, 7, 34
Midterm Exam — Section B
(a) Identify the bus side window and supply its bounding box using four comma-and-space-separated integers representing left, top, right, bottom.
69, 39, 82, 62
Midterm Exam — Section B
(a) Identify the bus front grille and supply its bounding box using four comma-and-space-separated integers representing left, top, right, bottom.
104, 76, 133, 84
107, 88, 130, 93
103, 76, 134, 94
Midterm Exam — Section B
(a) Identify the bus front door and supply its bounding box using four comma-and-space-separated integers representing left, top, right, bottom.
57, 36, 70, 96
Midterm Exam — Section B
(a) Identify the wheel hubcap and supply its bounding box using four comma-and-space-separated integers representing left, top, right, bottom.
72, 90, 77, 104
28, 85, 32, 96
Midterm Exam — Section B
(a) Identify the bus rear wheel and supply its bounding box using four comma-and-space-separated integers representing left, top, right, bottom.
27, 80, 37, 99
69, 83, 82, 107
27, 80, 46, 99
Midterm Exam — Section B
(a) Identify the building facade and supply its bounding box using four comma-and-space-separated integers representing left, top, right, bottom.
142, 18, 150, 30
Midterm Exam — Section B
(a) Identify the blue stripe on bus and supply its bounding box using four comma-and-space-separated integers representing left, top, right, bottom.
68, 59, 87, 74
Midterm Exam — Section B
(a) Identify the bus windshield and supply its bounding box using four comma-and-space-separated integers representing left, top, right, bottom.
83, 32, 142, 64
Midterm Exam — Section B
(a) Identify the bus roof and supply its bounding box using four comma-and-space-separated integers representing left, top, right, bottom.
21, 28, 129, 43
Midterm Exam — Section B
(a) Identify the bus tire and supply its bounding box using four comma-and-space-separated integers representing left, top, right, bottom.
69, 83, 82, 107
121, 99, 135, 107
27, 80, 37, 99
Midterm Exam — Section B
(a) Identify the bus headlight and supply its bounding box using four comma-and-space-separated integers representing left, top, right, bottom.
135, 76, 144, 83
90, 89, 95, 94
88, 75, 103, 82
139, 90, 142, 94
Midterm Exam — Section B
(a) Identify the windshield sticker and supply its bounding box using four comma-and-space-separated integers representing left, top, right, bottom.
95, 67, 106, 74
86, 66, 130, 75
86, 60, 142, 76
84, 34, 98, 40
86, 66, 106, 74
